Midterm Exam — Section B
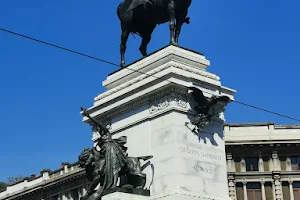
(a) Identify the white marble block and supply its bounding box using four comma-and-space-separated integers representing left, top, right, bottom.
102, 192, 149, 200
83, 45, 236, 200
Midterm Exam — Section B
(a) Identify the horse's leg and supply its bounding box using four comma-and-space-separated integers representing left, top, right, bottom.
139, 26, 155, 57
120, 25, 130, 68
139, 35, 150, 57
175, 11, 188, 44
167, 0, 176, 45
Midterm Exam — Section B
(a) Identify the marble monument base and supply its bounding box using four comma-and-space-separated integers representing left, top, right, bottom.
84, 45, 236, 200
150, 189, 232, 200
102, 188, 150, 200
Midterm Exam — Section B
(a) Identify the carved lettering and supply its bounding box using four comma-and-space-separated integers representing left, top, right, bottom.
192, 163, 213, 174
179, 146, 224, 161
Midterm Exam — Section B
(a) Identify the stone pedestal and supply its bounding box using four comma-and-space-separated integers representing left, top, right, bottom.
101, 188, 150, 200
83, 45, 236, 200
102, 192, 148, 200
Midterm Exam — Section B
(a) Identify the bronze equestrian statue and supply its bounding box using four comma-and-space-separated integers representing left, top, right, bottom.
117, 0, 192, 67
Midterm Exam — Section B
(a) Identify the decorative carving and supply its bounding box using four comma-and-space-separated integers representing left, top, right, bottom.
174, 94, 188, 108
109, 87, 186, 121
149, 94, 187, 114
96, 60, 218, 101
149, 96, 171, 114
187, 86, 231, 133
272, 151, 278, 159
228, 176, 236, 200
242, 178, 247, 185
226, 153, 233, 160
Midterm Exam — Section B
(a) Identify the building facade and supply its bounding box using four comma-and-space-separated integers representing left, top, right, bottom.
0, 163, 87, 200
225, 123, 300, 200
1, 122, 300, 200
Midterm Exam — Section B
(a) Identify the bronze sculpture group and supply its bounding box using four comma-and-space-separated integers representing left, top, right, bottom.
79, 108, 152, 200
117, 0, 192, 67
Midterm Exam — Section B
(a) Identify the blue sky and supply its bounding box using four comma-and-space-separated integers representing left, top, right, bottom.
1, 0, 300, 182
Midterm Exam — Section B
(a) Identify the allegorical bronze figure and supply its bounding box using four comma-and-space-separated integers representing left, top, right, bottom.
117, 0, 192, 67
79, 107, 152, 200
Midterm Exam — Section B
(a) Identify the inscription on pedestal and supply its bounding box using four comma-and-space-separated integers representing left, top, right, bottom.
178, 145, 225, 162
192, 162, 214, 174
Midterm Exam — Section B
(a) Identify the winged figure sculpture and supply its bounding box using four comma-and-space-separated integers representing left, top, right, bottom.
188, 86, 231, 132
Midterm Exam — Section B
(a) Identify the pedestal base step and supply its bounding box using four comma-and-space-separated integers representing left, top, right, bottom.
102, 188, 150, 200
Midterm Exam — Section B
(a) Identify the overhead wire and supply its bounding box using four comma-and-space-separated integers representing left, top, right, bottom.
0, 27, 119, 67
234, 101, 300, 123
1, 27, 300, 123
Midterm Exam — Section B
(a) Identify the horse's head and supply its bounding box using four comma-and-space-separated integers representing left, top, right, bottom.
78, 148, 92, 168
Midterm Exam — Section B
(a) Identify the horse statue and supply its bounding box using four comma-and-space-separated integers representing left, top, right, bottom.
117, 0, 192, 67
78, 139, 152, 200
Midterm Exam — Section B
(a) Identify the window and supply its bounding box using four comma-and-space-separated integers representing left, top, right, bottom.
294, 182, 300, 200
294, 190, 300, 200
291, 157, 300, 170
245, 157, 259, 171
71, 189, 79, 200
247, 183, 262, 200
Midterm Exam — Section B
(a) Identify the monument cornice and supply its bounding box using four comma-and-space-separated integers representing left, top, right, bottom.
85, 67, 235, 124
107, 108, 194, 136
95, 60, 220, 101
225, 140, 300, 146
89, 85, 191, 123
103, 45, 213, 88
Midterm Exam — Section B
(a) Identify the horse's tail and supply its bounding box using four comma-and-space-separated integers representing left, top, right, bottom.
131, 32, 136, 39
130, 31, 141, 39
